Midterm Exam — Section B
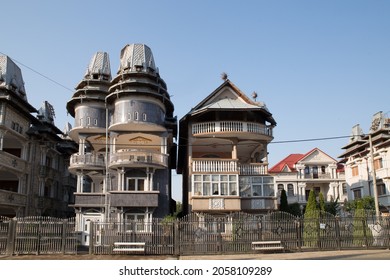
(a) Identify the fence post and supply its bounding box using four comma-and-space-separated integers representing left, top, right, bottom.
174, 220, 179, 256
335, 216, 341, 250
6, 218, 17, 256
296, 218, 302, 252
61, 219, 67, 254
363, 217, 369, 249
89, 221, 94, 255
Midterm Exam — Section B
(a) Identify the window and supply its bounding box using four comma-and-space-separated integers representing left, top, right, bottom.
192, 174, 238, 196
142, 113, 147, 121
352, 166, 359, 177
377, 182, 386, 196
87, 117, 91, 126
353, 188, 362, 199
321, 166, 326, 174
125, 213, 146, 232
287, 184, 294, 196
126, 178, 145, 191
342, 183, 347, 195
134, 112, 139, 120
374, 158, 383, 170
94, 119, 98, 126
239, 176, 275, 197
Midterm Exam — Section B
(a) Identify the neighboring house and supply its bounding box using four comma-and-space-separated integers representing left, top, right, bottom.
66, 44, 177, 244
269, 148, 347, 209
177, 78, 277, 216
339, 111, 390, 211
0, 55, 77, 217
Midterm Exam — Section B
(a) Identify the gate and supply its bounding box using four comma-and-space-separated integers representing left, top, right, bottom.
90, 218, 175, 255
261, 211, 299, 250
13, 216, 77, 255
178, 212, 269, 255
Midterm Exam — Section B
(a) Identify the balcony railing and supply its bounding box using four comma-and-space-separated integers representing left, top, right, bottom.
109, 150, 168, 168
69, 153, 105, 169
192, 159, 268, 175
192, 121, 273, 136
0, 190, 27, 206
304, 173, 332, 180
0, 151, 27, 173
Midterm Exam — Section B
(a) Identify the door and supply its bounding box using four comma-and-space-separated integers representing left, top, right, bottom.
81, 214, 102, 246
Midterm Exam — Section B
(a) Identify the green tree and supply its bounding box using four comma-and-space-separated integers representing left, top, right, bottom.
303, 190, 320, 247
325, 196, 340, 216
319, 192, 326, 212
279, 189, 289, 212
353, 200, 373, 246
345, 196, 375, 212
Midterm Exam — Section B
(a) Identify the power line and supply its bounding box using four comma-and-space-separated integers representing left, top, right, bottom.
0, 51, 73, 92
271, 135, 351, 144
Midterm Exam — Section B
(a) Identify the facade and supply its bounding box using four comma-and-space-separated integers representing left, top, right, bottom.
177, 78, 277, 216
0, 55, 77, 217
66, 44, 177, 244
339, 111, 390, 210
269, 148, 347, 209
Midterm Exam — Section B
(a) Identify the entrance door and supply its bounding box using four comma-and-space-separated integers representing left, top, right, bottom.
81, 214, 102, 246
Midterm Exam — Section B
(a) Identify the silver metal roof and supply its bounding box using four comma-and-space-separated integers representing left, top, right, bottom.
119, 44, 157, 73
84, 52, 111, 80
0, 55, 27, 101
37, 101, 56, 125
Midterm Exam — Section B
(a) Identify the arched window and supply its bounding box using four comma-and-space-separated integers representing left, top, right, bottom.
277, 184, 284, 196
287, 184, 294, 196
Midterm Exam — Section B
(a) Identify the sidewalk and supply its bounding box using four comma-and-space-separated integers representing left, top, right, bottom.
1, 249, 390, 260
179, 249, 390, 260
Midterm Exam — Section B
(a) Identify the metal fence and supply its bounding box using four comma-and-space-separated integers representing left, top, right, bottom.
0, 216, 77, 255
1, 212, 390, 256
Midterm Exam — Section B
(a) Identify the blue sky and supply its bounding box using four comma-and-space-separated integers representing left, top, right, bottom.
1, 0, 389, 201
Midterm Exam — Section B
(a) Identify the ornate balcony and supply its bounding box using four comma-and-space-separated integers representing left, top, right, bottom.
192, 197, 241, 212
192, 121, 273, 137
0, 151, 27, 174
191, 196, 276, 212
109, 191, 159, 207
73, 193, 105, 207
0, 190, 27, 206
192, 159, 268, 175
69, 153, 106, 171
109, 150, 168, 169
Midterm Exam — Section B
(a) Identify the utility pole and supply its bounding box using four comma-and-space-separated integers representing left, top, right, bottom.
368, 133, 380, 217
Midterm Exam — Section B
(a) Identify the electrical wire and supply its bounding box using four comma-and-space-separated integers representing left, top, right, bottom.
0, 51, 73, 92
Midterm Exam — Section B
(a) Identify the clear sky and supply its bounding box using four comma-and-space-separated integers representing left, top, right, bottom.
1, 0, 389, 202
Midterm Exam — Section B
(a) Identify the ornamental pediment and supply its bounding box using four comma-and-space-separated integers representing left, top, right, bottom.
128, 136, 152, 144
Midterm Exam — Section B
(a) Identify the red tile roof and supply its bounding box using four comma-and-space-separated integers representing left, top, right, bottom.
269, 154, 304, 173
269, 147, 341, 174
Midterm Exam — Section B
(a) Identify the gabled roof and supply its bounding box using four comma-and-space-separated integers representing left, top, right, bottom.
269, 148, 338, 173
184, 79, 276, 125
297, 147, 337, 163
269, 154, 304, 173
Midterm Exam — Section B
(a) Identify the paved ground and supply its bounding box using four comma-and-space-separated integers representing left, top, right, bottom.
1, 249, 390, 260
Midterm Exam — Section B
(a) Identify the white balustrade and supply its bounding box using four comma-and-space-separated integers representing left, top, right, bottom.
192, 121, 273, 136
192, 160, 268, 175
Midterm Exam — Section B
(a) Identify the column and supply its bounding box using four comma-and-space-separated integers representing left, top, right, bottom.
0, 129, 7, 150
79, 136, 86, 155
232, 141, 238, 160
77, 173, 83, 193
161, 135, 167, 154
